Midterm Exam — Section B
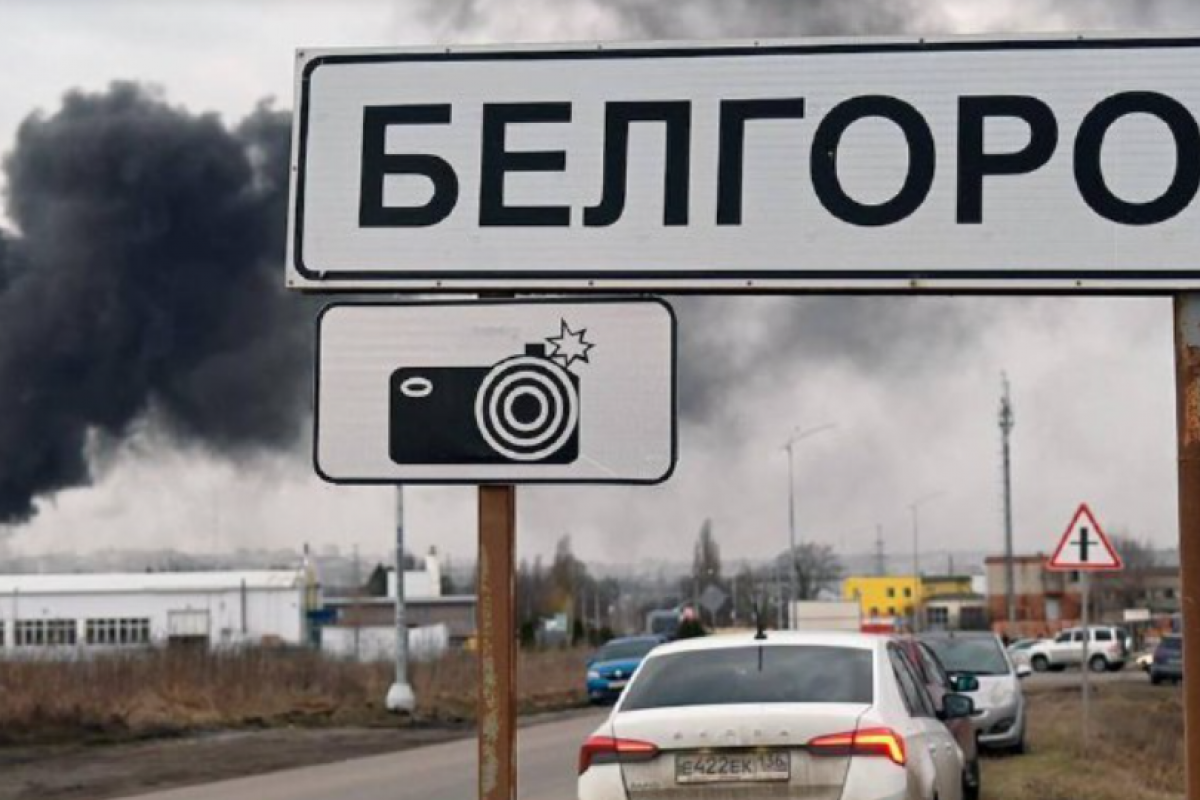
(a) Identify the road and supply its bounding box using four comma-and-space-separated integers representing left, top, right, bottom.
121, 710, 605, 800
114, 670, 1144, 800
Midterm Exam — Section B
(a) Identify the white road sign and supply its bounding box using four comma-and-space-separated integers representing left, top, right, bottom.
289, 34, 1200, 292
1047, 503, 1123, 571
315, 299, 676, 483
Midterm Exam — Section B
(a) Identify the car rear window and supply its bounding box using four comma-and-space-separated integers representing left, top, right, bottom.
619, 645, 873, 711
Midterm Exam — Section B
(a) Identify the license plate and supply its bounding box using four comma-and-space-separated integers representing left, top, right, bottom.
608, 680, 628, 690
676, 752, 790, 784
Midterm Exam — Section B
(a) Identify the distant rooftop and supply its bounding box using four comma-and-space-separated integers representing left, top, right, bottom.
0, 570, 307, 595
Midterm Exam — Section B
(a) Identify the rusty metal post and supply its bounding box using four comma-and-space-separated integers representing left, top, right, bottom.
478, 485, 518, 800
1173, 295, 1200, 800
1080, 571, 1090, 749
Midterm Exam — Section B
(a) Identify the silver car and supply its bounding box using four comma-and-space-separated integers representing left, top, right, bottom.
578, 632, 975, 800
920, 632, 1029, 754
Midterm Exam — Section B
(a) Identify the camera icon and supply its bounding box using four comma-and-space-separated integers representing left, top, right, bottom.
389, 343, 581, 465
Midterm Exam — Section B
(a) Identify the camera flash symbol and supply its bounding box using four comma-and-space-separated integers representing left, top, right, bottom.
546, 320, 595, 369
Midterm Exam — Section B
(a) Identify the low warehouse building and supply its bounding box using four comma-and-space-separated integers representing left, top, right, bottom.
0, 570, 314, 655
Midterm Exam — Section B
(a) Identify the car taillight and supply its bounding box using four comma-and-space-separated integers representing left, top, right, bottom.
809, 727, 907, 766
578, 736, 660, 774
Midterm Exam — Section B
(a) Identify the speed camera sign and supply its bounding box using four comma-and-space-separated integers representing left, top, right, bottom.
315, 298, 676, 484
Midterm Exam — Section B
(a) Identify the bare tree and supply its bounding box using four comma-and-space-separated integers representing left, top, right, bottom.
1096, 534, 1158, 615
687, 519, 726, 624
781, 542, 844, 601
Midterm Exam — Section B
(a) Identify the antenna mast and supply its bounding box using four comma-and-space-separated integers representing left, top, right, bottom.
1000, 373, 1017, 628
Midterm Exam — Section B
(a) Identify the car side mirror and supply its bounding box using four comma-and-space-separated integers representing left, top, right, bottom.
940, 693, 975, 721
1016, 664, 1033, 679
951, 674, 980, 693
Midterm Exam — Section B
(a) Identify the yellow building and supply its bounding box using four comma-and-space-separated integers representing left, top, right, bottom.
921, 574, 974, 600
843, 575, 922, 621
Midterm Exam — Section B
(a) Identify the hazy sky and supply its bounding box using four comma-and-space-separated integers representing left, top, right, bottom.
1, 0, 1195, 567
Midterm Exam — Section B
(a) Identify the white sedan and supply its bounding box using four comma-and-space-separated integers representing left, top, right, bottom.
578, 631, 973, 800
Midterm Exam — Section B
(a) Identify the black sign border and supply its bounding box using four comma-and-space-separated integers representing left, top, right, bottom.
313, 296, 679, 486
292, 36, 1200, 290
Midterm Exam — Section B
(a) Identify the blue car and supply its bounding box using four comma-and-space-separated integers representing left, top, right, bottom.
586, 635, 663, 704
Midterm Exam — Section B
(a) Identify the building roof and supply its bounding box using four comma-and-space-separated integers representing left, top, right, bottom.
0, 570, 306, 595
844, 574, 920, 582
324, 595, 477, 608
984, 554, 1049, 565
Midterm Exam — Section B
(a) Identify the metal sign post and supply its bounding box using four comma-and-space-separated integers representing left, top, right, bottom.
1080, 570, 1090, 748
1174, 295, 1200, 800
1047, 503, 1122, 755
478, 485, 517, 800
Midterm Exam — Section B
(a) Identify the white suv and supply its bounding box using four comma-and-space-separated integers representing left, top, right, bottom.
1028, 626, 1130, 673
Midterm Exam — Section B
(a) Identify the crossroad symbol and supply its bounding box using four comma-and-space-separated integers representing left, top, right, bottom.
1047, 503, 1123, 572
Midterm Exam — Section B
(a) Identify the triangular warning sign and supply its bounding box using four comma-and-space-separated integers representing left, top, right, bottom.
1047, 503, 1123, 572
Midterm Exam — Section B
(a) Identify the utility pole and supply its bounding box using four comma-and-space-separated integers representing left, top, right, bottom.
774, 558, 784, 629
874, 525, 887, 577
732, 569, 739, 626
783, 423, 836, 626
352, 543, 361, 661
386, 486, 415, 713
1000, 374, 1017, 627
909, 492, 944, 633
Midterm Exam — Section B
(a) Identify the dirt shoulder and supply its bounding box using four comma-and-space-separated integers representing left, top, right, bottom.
0, 648, 592, 800
0, 708, 595, 800
982, 674, 1184, 800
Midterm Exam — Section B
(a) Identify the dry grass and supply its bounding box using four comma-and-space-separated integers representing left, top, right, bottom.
983, 679, 1185, 800
0, 647, 589, 745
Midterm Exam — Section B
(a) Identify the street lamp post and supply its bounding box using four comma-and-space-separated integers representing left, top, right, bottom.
909, 491, 944, 633
783, 423, 836, 628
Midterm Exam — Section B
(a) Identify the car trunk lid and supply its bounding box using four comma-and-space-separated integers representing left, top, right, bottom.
611, 703, 869, 799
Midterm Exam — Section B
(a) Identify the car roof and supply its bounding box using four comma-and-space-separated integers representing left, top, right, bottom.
646, 631, 884, 658
917, 631, 999, 640
603, 635, 662, 645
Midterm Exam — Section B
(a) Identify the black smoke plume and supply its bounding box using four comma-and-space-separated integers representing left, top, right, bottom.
0, 83, 310, 522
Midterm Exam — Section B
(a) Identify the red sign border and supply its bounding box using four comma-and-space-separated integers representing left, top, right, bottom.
1047, 503, 1124, 572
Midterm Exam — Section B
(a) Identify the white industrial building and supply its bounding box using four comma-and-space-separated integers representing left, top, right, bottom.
0, 570, 313, 655
320, 549, 475, 661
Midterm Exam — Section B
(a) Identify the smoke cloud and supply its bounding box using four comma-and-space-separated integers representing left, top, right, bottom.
0, 83, 310, 522
418, 0, 1200, 41
673, 297, 992, 425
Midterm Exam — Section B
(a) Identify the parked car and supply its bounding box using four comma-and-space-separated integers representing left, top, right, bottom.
586, 635, 664, 704
644, 609, 681, 640
920, 631, 1028, 754
895, 638, 983, 800
1027, 626, 1129, 673
1006, 638, 1039, 669
578, 631, 974, 800
1150, 634, 1184, 685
